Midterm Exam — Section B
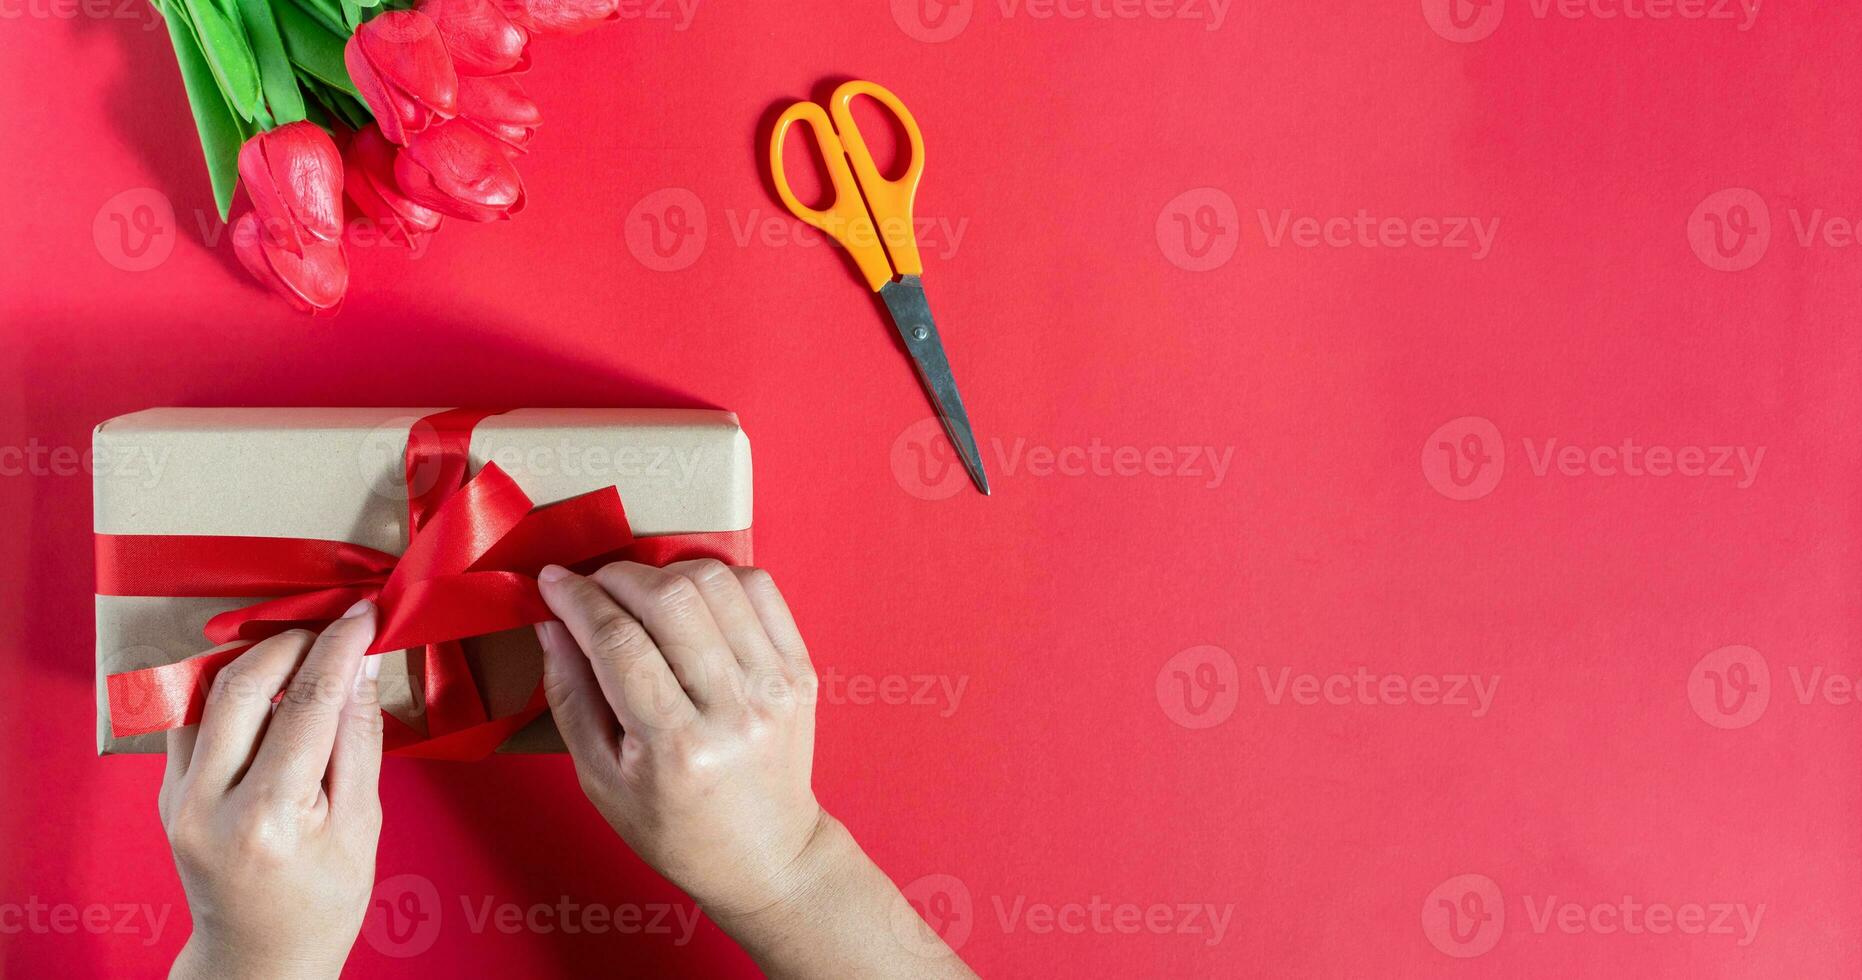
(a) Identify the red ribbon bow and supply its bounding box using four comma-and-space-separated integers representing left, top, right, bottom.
99, 408, 750, 759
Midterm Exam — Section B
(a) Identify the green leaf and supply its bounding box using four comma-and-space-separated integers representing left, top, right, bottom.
299, 93, 332, 128
300, 73, 370, 130
182, 0, 265, 123
234, 0, 305, 124
339, 0, 360, 30
162, 2, 244, 218
279, 0, 359, 97
285, 0, 341, 34
326, 89, 370, 129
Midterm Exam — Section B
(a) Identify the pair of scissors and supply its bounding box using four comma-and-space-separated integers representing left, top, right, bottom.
769, 80, 990, 496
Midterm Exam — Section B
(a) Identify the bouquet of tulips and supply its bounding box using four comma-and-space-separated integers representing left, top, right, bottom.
155, 0, 615, 313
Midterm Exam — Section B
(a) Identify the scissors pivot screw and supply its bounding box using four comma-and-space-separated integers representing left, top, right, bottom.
912, 326, 929, 340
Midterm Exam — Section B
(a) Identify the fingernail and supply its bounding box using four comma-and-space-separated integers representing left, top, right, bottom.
354, 652, 381, 699
538, 565, 572, 583
342, 598, 374, 619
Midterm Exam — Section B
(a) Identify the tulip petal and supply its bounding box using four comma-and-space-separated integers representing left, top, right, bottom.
346, 11, 458, 145
237, 121, 344, 255
509, 0, 615, 34
395, 121, 526, 222
420, 0, 528, 76
345, 124, 444, 248
233, 211, 348, 314
456, 73, 539, 153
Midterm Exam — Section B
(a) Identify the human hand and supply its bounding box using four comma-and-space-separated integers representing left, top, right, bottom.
534, 560, 830, 922
535, 561, 975, 979
159, 602, 384, 980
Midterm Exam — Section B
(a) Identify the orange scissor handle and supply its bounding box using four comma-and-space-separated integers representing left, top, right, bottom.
769, 80, 927, 291
826, 79, 925, 279
770, 100, 895, 292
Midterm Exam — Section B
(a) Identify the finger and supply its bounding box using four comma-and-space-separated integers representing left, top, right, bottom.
730, 566, 814, 680
189, 631, 315, 794
247, 601, 377, 801
326, 638, 385, 821
160, 725, 197, 825
164, 724, 196, 784
538, 566, 698, 733
538, 620, 622, 777
663, 560, 784, 678
589, 561, 743, 710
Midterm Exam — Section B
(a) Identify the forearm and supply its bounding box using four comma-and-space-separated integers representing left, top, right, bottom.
711, 814, 975, 980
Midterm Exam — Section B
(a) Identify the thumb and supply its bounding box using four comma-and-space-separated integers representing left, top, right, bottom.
539, 620, 621, 763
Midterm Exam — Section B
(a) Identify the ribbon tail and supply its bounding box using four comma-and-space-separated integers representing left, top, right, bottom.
388, 684, 548, 760
106, 645, 251, 738
421, 640, 490, 734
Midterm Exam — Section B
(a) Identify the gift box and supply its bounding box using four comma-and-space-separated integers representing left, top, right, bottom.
94, 408, 752, 756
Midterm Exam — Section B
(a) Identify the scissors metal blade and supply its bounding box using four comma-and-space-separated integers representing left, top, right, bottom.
879, 275, 989, 496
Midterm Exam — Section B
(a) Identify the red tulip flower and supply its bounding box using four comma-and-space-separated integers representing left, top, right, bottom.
344, 124, 444, 248
345, 11, 459, 145
394, 121, 526, 221
237, 121, 343, 256
457, 74, 540, 154
493, 0, 615, 36
419, 0, 529, 75
233, 211, 348, 315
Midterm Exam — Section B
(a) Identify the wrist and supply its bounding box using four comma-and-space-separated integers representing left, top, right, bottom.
172, 930, 346, 980
704, 808, 865, 944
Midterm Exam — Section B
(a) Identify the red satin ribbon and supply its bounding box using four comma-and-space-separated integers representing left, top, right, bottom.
100, 409, 751, 759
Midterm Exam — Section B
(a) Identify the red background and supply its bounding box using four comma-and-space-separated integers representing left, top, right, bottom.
4, 0, 1860, 976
